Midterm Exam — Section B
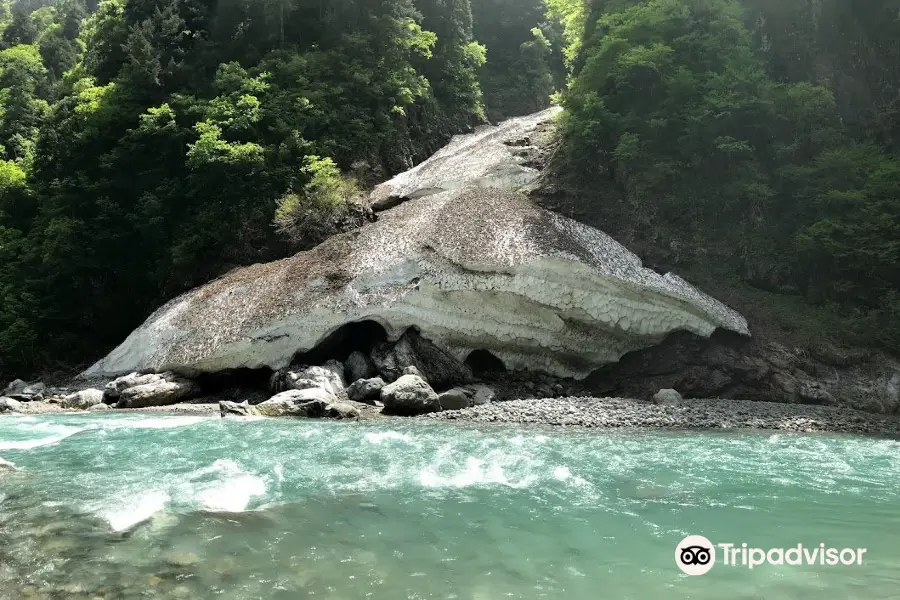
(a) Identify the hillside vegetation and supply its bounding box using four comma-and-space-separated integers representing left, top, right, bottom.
0, 0, 560, 377
1, 0, 898, 379
550, 0, 900, 352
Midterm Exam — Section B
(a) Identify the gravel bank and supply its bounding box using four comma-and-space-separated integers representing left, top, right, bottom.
7, 401, 222, 416
425, 397, 900, 437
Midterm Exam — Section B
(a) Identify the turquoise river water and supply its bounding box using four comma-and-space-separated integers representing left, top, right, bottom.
0, 413, 899, 599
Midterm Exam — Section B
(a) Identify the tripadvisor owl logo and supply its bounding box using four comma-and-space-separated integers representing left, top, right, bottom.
675, 535, 715, 575
675, 535, 868, 575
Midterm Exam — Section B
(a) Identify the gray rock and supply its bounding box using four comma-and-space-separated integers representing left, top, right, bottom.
438, 388, 471, 411
326, 402, 361, 420
652, 389, 682, 405
104, 372, 164, 402
322, 360, 347, 385
88, 402, 111, 411
62, 388, 105, 410
403, 365, 424, 379
371, 330, 473, 387
469, 384, 496, 406
345, 351, 376, 382
271, 365, 346, 397
347, 377, 385, 403
117, 376, 199, 408
3, 379, 27, 395
220, 400, 257, 418
5, 380, 46, 402
0, 457, 16, 471
22, 382, 45, 400
254, 388, 335, 417
380, 375, 441, 416
0, 397, 23, 413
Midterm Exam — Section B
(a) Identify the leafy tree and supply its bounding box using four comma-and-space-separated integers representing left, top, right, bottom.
274, 155, 361, 246
473, 0, 563, 120
0, 43, 50, 163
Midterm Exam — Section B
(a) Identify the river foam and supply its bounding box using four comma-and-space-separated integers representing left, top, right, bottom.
104, 489, 171, 532
1, 414, 899, 599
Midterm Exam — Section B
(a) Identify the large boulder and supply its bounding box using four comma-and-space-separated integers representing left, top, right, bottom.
220, 393, 360, 420
254, 388, 334, 417
380, 375, 441, 416
347, 377, 385, 403
652, 388, 682, 405
0, 397, 23, 413
438, 388, 471, 411
104, 372, 163, 402
4, 380, 45, 402
325, 401, 361, 420
117, 375, 199, 408
61, 388, 105, 410
3, 379, 27, 396
220, 400, 258, 418
468, 384, 496, 406
83, 109, 748, 381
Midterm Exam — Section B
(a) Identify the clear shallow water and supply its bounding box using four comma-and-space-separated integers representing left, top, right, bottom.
1, 414, 899, 599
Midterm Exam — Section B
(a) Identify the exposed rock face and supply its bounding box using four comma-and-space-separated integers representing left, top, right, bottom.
380, 375, 441, 416
61, 389, 104, 410
587, 331, 900, 415
83, 108, 748, 381
370, 330, 472, 387
347, 377, 385, 403
345, 351, 376, 382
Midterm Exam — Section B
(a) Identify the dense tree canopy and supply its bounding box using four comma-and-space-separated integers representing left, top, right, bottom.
1, 0, 898, 377
0, 0, 563, 377
554, 0, 900, 351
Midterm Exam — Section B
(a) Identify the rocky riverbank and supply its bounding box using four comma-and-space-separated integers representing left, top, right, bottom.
5, 391, 899, 439
425, 396, 900, 437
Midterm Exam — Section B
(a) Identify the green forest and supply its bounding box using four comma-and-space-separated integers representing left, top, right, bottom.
550, 0, 900, 351
0, 0, 898, 378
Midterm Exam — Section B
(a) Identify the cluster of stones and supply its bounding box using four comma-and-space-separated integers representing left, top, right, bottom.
426, 394, 900, 437
0, 331, 498, 419
0, 379, 79, 413
220, 350, 497, 419
0, 373, 201, 414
